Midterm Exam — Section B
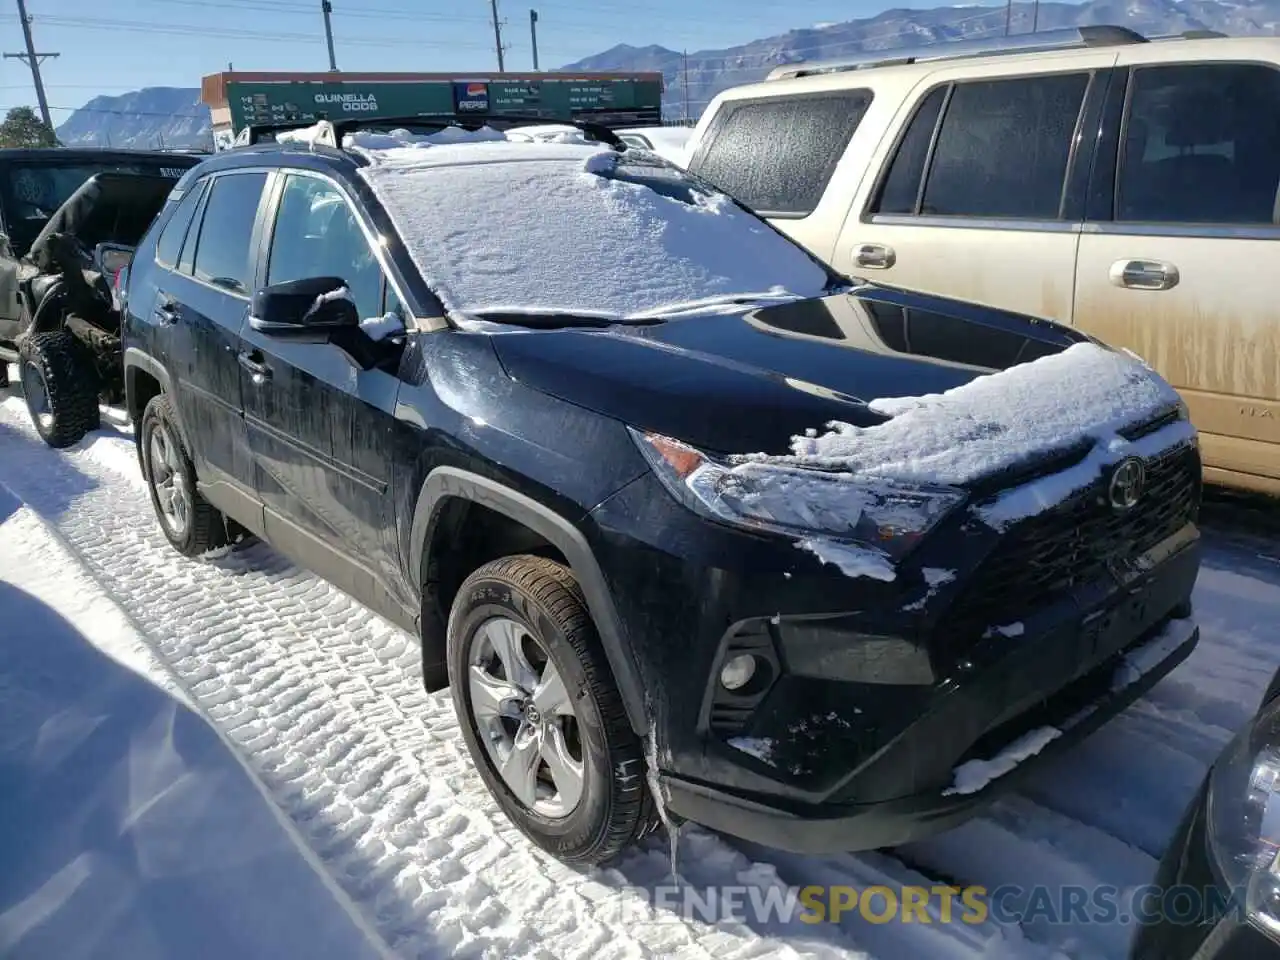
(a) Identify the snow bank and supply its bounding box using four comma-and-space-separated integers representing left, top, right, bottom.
356, 142, 829, 320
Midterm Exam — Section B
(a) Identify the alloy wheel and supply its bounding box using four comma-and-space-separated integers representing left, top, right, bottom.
468, 616, 585, 818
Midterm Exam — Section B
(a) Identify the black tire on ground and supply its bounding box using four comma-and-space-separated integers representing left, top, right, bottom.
17, 330, 101, 448
139, 393, 228, 557
0, 358, 9, 388
447, 555, 658, 865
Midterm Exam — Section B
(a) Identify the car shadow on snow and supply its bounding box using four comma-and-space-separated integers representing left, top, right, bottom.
0, 578, 386, 960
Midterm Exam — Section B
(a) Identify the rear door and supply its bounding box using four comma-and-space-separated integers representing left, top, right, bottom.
165, 169, 270, 495
1073, 59, 1280, 491
836, 67, 1106, 324
239, 169, 406, 601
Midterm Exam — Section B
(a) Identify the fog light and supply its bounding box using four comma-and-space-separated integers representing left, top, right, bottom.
720, 654, 757, 691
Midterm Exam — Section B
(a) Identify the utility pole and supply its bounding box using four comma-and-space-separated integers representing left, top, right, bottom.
1004, 0, 1013, 35
1031, 0, 1040, 32
490, 0, 506, 72
681, 50, 690, 122
5, 0, 58, 130
529, 9, 539, 71
321, 0, 338, 71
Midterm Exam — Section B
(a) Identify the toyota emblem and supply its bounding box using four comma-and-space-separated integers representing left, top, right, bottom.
1107, 458, 1146, 511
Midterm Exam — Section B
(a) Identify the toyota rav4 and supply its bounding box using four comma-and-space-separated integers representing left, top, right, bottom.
121, 117, 1203, 865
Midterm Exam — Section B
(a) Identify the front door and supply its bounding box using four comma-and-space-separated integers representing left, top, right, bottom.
164, 169, 270, 494
1073, 60, 1280, 490
837, 69, 1104, 325
240, 170, 407, 608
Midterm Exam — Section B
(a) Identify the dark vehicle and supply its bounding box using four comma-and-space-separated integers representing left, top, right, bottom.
0, 149, 198, 446
122, 118, 1204, 866
1132, 665, 1280, 960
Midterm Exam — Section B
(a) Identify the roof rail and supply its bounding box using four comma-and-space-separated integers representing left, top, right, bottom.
237, 113, 628, 150
1148, 29, 1228, 40
764, 25, 1147, 81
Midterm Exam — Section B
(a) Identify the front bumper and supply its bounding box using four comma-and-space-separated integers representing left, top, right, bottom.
1131, 778, 1280, 960
662, 612, 1198, 853
586, 437, 1202, 852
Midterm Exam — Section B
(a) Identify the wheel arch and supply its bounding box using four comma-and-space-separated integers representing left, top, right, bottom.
410, 466, 648, 736
124, 348, 186, 444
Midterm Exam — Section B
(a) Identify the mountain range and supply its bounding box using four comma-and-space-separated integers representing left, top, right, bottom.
54, 0, 1280, 148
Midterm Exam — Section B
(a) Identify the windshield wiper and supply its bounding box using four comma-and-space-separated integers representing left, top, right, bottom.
628, 290, 806, 320
467, 310, 660, 330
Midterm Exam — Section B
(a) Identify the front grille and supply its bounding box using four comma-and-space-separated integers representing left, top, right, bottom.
949, 441, 1199, 641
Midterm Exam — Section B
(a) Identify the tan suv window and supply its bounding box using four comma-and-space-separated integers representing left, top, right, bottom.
917, 73, 1089, 220
691, 91, 873, 217
1116, 63, 1280, 224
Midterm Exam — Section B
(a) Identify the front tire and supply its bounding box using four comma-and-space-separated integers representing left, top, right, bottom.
140, 393, 228, 557
18, 330, 100, 448
447, 555, 657, 865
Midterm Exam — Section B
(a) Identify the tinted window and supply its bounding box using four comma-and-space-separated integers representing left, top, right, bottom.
1117, 63, 1280, 224
267, 174, 383, 320
691, 91, 873, 216
920, 73, 1088, 219
191, 172, 267, 294
873, 86, 947, 215
155, 180, 205, 269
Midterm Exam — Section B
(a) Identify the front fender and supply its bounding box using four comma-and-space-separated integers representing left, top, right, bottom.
409, 466, 649, 736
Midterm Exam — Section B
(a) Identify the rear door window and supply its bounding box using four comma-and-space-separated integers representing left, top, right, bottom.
915, 73, 1089, 220
189, 172, 268, 295
1115, 63, 1280, 224
689, 90, 873, 217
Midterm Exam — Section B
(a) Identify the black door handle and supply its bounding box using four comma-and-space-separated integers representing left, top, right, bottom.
154, 298, 178, 324
237, 350, 273, 382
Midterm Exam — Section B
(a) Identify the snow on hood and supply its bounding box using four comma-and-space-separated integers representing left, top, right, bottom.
742, 342, 1193, 526
354, 139, 830, 320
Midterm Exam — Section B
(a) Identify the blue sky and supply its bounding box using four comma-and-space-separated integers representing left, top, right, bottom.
8, 0, 1003, 125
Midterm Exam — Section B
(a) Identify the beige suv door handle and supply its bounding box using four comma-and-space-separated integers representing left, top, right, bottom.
1110, 259, 1180, 291
854, 243, 896, 269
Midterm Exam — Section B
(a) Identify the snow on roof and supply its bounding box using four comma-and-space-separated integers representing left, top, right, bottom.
744, 342, 1190, 518
353, 135, 830, 320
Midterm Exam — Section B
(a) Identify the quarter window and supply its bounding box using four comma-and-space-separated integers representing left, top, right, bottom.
267, 174, 384, 321
880, 73, 1088, 220
690, 91, 873, 216
1116, 63, 1280, 224
190, 172, 268, 294
155, 179, 205, 269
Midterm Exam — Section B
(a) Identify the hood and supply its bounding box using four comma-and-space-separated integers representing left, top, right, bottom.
490, 286, 1092, 456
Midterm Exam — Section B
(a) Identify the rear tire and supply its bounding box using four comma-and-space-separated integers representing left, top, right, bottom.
447, 555, 657, 865
18, 330, 100, 448
140, 393, 228, 557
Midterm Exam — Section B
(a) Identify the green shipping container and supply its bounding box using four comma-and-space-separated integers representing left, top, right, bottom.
226, 77, 663, 132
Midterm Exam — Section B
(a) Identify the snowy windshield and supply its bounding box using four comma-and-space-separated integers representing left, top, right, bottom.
355, 141, 833, 322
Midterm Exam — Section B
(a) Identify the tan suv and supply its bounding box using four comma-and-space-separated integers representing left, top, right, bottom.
684, 26, 1280, 496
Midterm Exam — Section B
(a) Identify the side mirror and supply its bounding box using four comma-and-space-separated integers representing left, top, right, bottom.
249, 276, 359, 340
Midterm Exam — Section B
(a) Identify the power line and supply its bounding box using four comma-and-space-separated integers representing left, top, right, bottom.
5, 0, 58, 129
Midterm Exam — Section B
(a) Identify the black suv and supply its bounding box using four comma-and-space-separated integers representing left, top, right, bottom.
122, 119, 1204, 866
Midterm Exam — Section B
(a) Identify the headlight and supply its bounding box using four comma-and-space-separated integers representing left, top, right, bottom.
629, 429, 964, 567
1207, 695, 1280, 940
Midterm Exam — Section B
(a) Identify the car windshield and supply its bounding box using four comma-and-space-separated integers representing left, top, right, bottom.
2, 160, 192, 255
355, 142, 834, 323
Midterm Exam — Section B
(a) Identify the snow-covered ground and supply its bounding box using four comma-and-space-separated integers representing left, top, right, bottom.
1, 378, 1277, 960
